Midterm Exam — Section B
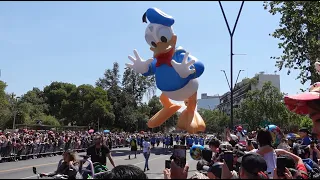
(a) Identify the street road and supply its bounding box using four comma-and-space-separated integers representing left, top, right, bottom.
0, 144, 199, 179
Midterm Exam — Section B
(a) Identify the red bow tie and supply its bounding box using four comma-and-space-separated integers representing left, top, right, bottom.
155, 49, 175, 67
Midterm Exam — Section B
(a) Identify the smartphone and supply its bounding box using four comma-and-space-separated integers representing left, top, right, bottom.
221, 151, 234, 171
173, 145, 187, 168
277, 157, 286, 177
165, 160, 171, 169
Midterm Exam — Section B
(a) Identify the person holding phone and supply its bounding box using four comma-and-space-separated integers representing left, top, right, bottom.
143, 137, 151, 172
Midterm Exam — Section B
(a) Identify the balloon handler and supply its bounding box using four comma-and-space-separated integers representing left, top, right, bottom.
125, 7, 205, 133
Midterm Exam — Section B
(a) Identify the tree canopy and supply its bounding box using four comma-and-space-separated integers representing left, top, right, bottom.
264, 1, 320, 85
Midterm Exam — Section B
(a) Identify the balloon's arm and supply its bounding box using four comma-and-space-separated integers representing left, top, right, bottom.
176, 53, 204, 80
142, 58, 157, 76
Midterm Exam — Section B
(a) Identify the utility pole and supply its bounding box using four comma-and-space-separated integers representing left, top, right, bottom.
11, 94, 20, 130
218, 1, 245, 128
98, 117, 100, 132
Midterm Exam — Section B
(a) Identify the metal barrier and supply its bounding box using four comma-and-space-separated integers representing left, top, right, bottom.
0, 141, 88, 163
0, 138, 128, 163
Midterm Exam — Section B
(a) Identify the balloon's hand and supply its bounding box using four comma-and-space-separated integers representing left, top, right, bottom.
171, 52, 196, 78
126, 49, 153, 74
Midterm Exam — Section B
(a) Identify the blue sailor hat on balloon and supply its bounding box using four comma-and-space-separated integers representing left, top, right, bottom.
142, 7, 175, 27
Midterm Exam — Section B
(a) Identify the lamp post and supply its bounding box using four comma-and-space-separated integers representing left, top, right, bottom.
220, 69, 244, 126
218, 1, 245, 128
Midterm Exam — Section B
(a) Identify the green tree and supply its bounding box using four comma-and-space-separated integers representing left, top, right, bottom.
62, 84, 114, 127
96, 62, 123, 128
198, 109, 230, 133
0, 81, 11, 129
263, 1, 320, 85
34, 114, 60, 126
122, 67, 156, 105
43, 82, 77, 119
236, 81, 305, 131
18, 88, 49, 124
300, 116, 313, 130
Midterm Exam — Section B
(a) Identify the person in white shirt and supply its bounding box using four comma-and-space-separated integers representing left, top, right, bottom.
143, 136, 151, 172
236, 126, 247, 146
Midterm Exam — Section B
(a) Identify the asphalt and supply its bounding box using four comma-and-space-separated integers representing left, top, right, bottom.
0, 143, 200, 179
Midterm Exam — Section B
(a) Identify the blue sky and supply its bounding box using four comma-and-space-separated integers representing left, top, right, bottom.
0, 1, 309, 100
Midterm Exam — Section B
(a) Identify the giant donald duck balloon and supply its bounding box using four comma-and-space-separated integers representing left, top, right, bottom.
125, 8, 206, 134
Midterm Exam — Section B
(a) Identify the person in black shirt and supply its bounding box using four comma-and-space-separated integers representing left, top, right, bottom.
86, 135, 115, 167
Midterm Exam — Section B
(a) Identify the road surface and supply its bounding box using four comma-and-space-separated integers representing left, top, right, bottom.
0, 144, 200, 179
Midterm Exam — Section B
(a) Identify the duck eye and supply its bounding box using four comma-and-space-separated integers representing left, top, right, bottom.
157, 27, 173, 43
160, 36, 167, 43
145, 34, 157, 48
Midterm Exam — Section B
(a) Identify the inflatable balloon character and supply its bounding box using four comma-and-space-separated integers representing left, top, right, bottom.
266, 124, 284, 147
125, 8, 205, 134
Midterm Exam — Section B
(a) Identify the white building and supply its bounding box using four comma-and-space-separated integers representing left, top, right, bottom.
217, 72, 281, 116
197, 93, 220, 110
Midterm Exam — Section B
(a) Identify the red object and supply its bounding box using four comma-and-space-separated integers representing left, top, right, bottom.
284, 82, 320, 115
88, 129, 94, 133
237, 126, 243, 131
155, 48, 175, 67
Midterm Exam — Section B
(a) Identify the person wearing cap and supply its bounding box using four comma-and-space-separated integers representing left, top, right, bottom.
284, 62, 320, 140
298, 128, 312, 146
125, 7, 205, 134
236, 126, 247, 146
237, 153, 268, 179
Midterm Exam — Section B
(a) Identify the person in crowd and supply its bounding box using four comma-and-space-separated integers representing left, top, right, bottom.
143, 136, 151, 172
86, 135, 115, 168
299, 128, 312, 146
199, 136, 204, 146
255, 128, 277, 178
208, 139, 220, 154
150, 135, 156, 149
206, 162, 223, 179
275, 148, 309, 179
236, 126, 247, 146
156, 135, 160, 147
165, 135, 170, 149
129, 135, 137, 159
194, 135, 199, 145
170, 134, 174, 149
175, 134, 180, 145
236, 153, 268, 179
40, 150, 79, 179
163, 160, 189, 179
101, 164, 148, 179
187, 135, 194, 149
277, 138, 291, 151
